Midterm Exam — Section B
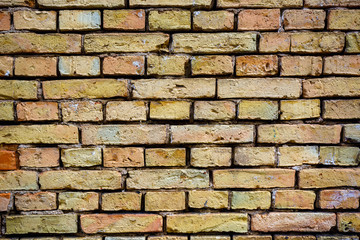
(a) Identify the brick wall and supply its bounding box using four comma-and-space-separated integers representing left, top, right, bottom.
0, 0, 360, 239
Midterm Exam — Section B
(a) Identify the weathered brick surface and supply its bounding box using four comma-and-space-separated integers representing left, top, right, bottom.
1, 0, 360, 238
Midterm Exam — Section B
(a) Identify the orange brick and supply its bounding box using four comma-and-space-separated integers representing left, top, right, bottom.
0, 193, 11, 211
15, 192, 56, 211
17, 102, 59, 121
104, 10, 145, 30
259, 33, 290, 53
274, 190, 316, 210
103, 148, 144, 167
284, 10, 326, 30
19, 148, 59, 167
15, 57, 57, 77
319, 190, 360, 209
103, 56, 145, 76
0, 56, 13, 77
281, 56, 322, 76
14, 10, 56, 31
236, 55, 278, 76
238, 9, 280, 31
0, 11, 10, 31
324, 55, 360, 75
0, 150, 17, 170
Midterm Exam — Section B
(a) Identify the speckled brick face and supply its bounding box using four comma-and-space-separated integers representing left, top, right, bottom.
1, 0, 360, 238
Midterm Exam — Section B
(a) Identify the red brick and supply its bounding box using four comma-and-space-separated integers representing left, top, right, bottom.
283, 10, 325, 30
19, 148, 59, 167
236, 55, 278, 76
259, 33, 290, 53
0, 193, 11, 211
319, 190, 360, 209
15, 192, 56, 211
238, 9, 280, 31
0, 150, 17, 170
17, 102, 59, 121
104, 10, 145, 30
15, 57, 57, 77
103, 56, 145, 76
103, 148, 144, 167
0, 11, 10, 31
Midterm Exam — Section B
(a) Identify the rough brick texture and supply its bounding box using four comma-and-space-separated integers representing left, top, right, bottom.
1, 0, 359, 238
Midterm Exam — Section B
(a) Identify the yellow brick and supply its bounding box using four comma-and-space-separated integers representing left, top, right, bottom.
192, 55, 233, 75
189, 190, 228, 209
218, 0, 302, 7
145, 148, 186, 167
15, 57, 57, 77
324, 55, 360, 75
59, 56, 100, 76
59, 10, 100, 31
281, 56, 322, 76
278, 146, 319, 166
194, 101, 236, 120
259, 32, 290, 53
238, 100, 278, 120
290, 32, 345, 53
0, 102, 14, 121
338, 213, 360, 232
0, 0, 35, 7
324, 100, 360, 119
38, 0, 124, 8
59, 192, 99, 211
319, 146, 359, 166
150, 101, 191, 120
102, 192, 141, 211
0, 56, 13, 77
346, 33, 360, 52
234, 147, 276, 166
149, 10, 191, 31
14, 10, 56, 30
130, 0, 211, 7
193, 11, 234, 31
274, 190, 316, 209
61, 101, 103, 122
0, 171, 38, 190
106, 101, 146, 121
344, 124, 360, 143
147, 55, 188, 76
280, 99, 320, 120
329, 10, 360, 30
191, 147, 231, 167
61, 148, 102, 167
145, 192, 185, 211
231, 191, 271, 210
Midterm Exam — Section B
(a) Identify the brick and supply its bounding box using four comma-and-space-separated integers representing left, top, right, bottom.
324, 100, 360, 119
319, 146, 359, 166
104, 10, 145, 30
231, 191, 271, 210
0, 150, 17, 170
319, 190, 360, 209
317, 236, 359, 240
238, 9, 280, 30
280, 100, 320, 120
274, 190, 316, 210
15, 192, 56, 211
102, 192, 141, 211
324, 56, 360, 75
234, 147, 276, 166
305, 0, 360, 7
15, 57, 57, 77
171, 125, 254, 144
0, 125, 78, 144
106, 101, 146, 121
259, 32, 290, 53
149, 10, 191, 31
234, 237, 272, 240
284, 10, 325, 30
0, 56, 13, 77
149, 237, 186, 240
6, 214, 77, 234
0, 33, 81, 54
218, 0, 302, 8
19, 148, 59, 167
103, 147, 144, 167
192, 237, 230, 240
213, 169, 295, 189
82, 125, 167, 145
329, 10, 360, 30
0, 102, 13, 121
303, 77, 360, 98
278, 146, 319, 166
147, 55, 188, 76
192, 55, 233, 76
344, 124, 360, 143
14, 10, 56, 30
59, 10, 100, 31
59, 56, 100, 76
62, 101, 103, 122
194, 101, 236, 120
145, 148, 186, 167
133, 78, 216, 99
0, 193, 11, 211
173, 33, 257, 53
299, 168, 360, 188
346, 33, 360, 53
252, 212, 336, 232
84, 33, 169, 53
167, 213, 247, 233
81, 214, 162, 233
189, 191, 228, 209
103, 56, 145, 76
150, 101, 191, 120
191, 147, 231, 167
145, 192, 185, 211
193, 11, 234, 31
59, 192, 99, 211
39, 170, 122, 190
61, 148, 102, 167
130, 0, 211, 7
0, 171, 37, 190
0, 11, 11, 30
0, 0, 35, 7
281, 56, 322, 76
275, 236, 315, 240
127, 169, 209, 189
236, 55, 278, 76
238, 100, 278, 120
258, 124, 342, 144
17, 102, 59, 121
38, 0, 124, 7
338, 213, 360, 232
0, 80, 38, 100
291, 32, 345, 53
218, 78, 301, 99
43, 79, 128, 99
